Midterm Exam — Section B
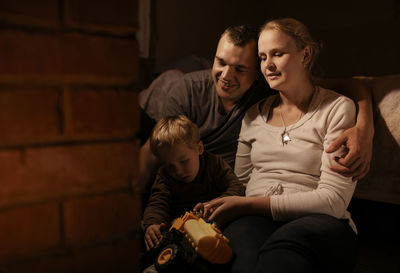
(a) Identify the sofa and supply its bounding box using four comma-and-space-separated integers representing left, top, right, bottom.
349, 75, 400, 273
354, 74, 400, 206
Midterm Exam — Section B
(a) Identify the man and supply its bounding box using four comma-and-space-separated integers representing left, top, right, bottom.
136, 24, 374, 194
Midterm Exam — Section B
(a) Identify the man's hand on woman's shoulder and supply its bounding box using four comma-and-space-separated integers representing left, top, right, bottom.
327, 125, 373, 181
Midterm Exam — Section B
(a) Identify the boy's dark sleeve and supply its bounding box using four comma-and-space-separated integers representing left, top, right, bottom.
136, 108, 157, 146
214, 155, 245, 197
142, 173, 172, 232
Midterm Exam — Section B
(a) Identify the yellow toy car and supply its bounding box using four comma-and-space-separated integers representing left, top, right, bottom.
154, 211, 233, 273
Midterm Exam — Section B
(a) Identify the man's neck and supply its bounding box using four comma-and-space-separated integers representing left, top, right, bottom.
219, 98, 235, 114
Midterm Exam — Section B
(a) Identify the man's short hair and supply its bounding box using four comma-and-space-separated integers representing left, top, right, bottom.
150, 115, 200, 157
222, 24, 258, 47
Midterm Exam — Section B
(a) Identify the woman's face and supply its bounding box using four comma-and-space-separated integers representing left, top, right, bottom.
258, 29, 308, 91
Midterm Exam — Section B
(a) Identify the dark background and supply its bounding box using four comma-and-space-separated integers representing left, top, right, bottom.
151, 0, 400, 77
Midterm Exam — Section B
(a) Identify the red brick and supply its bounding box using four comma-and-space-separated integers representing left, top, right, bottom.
64, 192, 141, 246
0, 202, 60, 261
0, 31, 139, 85
0, 31, 60, 76
65, 0, 138, 34
64, 88, 139, 137
0, 142, 139, 207
60, 33, 138, 78
1, 236, 141, 273
0, 87, 61, 145
0, 0, 59, 28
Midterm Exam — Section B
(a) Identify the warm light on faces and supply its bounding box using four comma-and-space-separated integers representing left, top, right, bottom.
157, 142, 204, 183
212, 35, 258, 109
258, 29, 309, 91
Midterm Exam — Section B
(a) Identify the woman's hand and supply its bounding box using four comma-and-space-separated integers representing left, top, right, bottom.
326, 125, 373, 181
193, 197, 225, 219
196, 196, 271, 226
201, 196, 249, 226
193, 202, 207, 218
144, 223, 166, 251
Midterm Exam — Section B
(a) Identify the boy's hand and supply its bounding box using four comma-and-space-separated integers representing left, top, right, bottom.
144, 223, 166, 251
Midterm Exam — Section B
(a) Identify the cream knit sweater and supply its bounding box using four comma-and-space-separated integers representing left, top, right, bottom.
235, 86, 357, 232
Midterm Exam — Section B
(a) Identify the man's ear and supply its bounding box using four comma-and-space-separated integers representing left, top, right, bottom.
198, 141, 204, 155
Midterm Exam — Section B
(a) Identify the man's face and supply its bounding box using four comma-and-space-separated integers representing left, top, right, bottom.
212, 35, 258, 108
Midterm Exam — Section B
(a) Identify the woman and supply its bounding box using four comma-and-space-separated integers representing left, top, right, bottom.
196, 18, 358, 273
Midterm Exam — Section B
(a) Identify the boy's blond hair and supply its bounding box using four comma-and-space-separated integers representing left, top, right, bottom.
150, 115, 200, 157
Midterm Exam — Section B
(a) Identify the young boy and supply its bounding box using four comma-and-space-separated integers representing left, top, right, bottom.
142, 115, 245, 252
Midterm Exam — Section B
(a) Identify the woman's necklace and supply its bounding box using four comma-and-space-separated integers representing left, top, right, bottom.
276, 86, 315, 145
278, 104, 303, 145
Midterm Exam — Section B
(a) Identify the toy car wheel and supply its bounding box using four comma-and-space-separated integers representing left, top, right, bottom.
155, 244, 185, 273
157, 246, 174, 265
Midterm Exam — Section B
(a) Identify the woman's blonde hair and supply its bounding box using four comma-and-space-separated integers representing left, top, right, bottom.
149, 115, 200, 157
260, 18, 322, 78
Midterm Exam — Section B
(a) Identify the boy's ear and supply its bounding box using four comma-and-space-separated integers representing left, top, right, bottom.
198, 141, 204, 155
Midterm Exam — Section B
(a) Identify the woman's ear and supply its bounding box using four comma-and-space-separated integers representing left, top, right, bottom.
198, 141, 204, 155
303, 46, 312, 65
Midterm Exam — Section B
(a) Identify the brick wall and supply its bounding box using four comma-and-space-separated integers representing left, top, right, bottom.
0, 1, 142, 272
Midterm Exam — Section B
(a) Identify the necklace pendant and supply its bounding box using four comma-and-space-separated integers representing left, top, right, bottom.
282, 131, 291, 145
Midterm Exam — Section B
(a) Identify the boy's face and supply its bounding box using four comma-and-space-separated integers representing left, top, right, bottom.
157, 141, 204, 183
